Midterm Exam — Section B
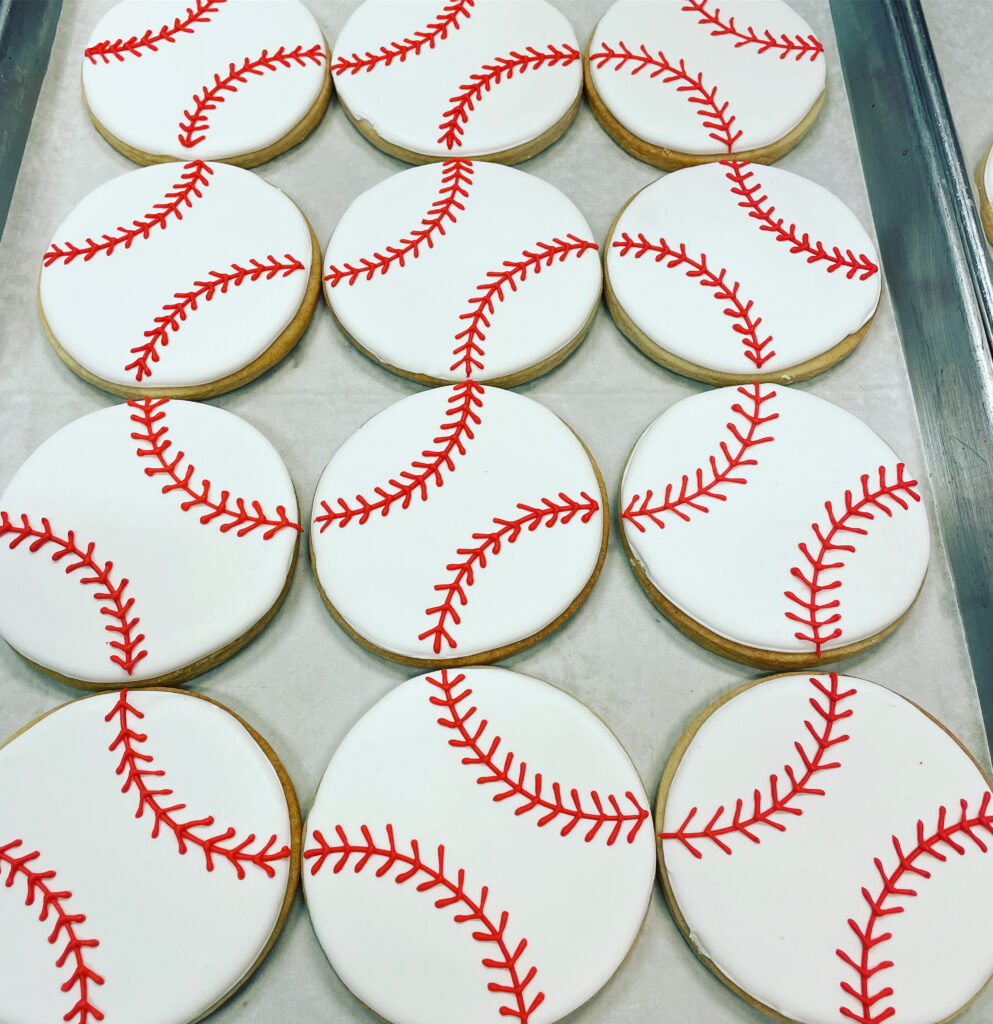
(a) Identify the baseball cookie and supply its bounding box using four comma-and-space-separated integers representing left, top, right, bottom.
0, 400, 301, 689
82, 0, 330, 167
324, 160, 601, 386
40, 160, 321, 400
619, 384, 930, 669
304, 666, 656, 1024
330, 0, 582, 164
605, 162, 881, 385
0, 687, 299, 1024
586, 0, 826, 170
656, 672, 993, 1024
310, 384, 607, 666
975, 138, 993, 244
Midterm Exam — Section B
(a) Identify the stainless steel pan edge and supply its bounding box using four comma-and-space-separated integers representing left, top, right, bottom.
832, 0, 993, 747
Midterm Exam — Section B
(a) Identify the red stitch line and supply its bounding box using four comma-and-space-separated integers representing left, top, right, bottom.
722, 161, 879, 280
419, 491, 600, 655
85, 0, 226, 64
438, 44, 580, 151
588, 42, 742, 152
660, 673, 855, 857
106, 690, 291, 878
325, 159, 475, 286
611, 233, 775, 367
621, 383, 778, 532
681, 0, 824, 61
428, 668, 648, 843
124, 254, 306, 382
785, 465, 921, 656
0, 840, 105, 1023
330, 0, 474, 75
127, 398, 302, 538
451, 234, 599, 377
836, 793, 993, 1024
43, 162, 213, 266
305, 824, 544, 1022
178, 44, 325, 149
0, 512, 147, 675
314, 381, 484, 531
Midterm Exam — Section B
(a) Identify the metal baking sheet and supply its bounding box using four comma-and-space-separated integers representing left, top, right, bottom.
1, 2, 990, 1022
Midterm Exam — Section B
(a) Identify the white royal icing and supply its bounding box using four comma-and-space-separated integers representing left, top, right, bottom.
660, 673, 993, 1024
0, 401, 299, 685
325, 160, 601, 383
0, 689, 293, 1024
82, 0, 327, 162
330, 0, 582, 160
311, 384, 604, 662
620, 385, 930, 657
607, 163, 881, 376
588, 0, 826, 156
40, 161, 313, 391
983, 145, 993, 206
304, 666, 656, 1024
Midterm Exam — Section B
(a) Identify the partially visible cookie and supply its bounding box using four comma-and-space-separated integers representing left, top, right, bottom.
605, 162, 881, 385
0, 400, 301, 689
657, 671, 993, 1024
0, 687, 299, 1024
619, 384, 930, 669
310, 384, 608, 667
330, 0, 582, 164
585, 0, 826, 170
40, 161, 320, 399
975, 137, 993, 243
324, 160, 601, 386
304, 665, 656, 1024
82, 0, 330, 167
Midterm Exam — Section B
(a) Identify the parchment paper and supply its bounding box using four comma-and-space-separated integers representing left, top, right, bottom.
1, 3, 990, 1022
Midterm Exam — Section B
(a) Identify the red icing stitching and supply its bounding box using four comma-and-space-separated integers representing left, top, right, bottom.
611, 233, 775, 367
330, 0, 474, 75
428, 669, 648, 843
178, 44, 325, 149
723, 161, 879, 280
305, 824, 544, 1022
43, 162, 212, 266
84, 0, 226, 64
314, 381, 484, 531
621, 383, 778, 532
836, 793, 993, 1024
588, 43, 742, 152
106, 690, 291, 878
660, 674, 855, 857
451, 235, 598, 377
124, 254, 306, 382
127, 397, 302, 538
682, 0, 824, 61
785, 465, 921, 656
419, 491, 600, 654
0, 840, 105, 1023
324, 159, 475, 286
438, 44, 581, 151
0, 513, 147, 675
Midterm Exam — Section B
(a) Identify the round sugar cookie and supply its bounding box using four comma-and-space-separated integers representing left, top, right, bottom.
656, 672, 993, 1024
586, 0, 827, 170
82, 0, 330, 167
324, 160, 601, 386
619, 384, 930, 668
0, 687, 299, 1024
310, 384, 607, 666
330, 0, 583, 164
304, 665, 656, 1024
40, 161, 321, 399
975, 138, 993, 244
605, 162, 881, 385
0, 400, 301, 689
